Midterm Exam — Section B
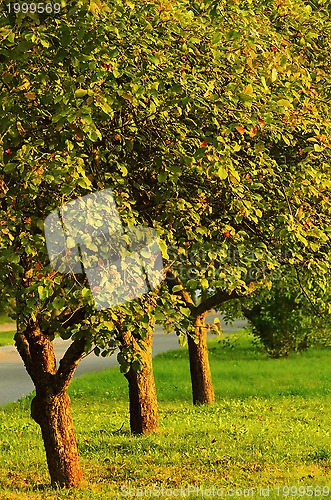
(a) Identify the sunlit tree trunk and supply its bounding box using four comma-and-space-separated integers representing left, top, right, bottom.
121, 325, 159, 434
187, 312, 215, 405
15, 319, 85, 487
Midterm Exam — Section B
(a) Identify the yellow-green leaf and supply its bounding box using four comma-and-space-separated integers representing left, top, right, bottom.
218, 166, 228, 180
75, 89, 88, 98
277, 99, 292, 108
271, 68, 278, 82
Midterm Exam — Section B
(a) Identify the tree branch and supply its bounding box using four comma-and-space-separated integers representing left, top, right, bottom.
240, 303, 262, 321
16, 319, 57, 390
14, 327, 32, 375
196, 289, 240, 316
54, 337, 87, 393
60, 307, 86, 328
165, 270, 196, 312
118, 328, 136, 351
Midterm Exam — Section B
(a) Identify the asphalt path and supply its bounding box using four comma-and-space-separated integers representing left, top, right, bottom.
0, 314, 247, 406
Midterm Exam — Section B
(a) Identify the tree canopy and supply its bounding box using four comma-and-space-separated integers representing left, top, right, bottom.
1, 0, 331, 484
1, 0, 331, 330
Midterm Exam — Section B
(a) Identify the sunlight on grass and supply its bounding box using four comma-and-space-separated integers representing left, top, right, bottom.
0, 314, 12, 325
1, 330, 331, 498
0, 331, 15, 347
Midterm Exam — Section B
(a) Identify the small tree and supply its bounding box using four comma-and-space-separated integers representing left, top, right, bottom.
157, 0, 331, 402
95, 294, 162, 435
241, 270, 331, 358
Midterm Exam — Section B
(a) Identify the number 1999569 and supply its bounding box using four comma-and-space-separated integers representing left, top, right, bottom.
6, 3, 61, 14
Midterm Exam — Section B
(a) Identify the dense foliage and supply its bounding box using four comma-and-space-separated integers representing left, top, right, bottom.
1, 0, 331, 487
1, 0, 331, 341
241, 270, 331, 358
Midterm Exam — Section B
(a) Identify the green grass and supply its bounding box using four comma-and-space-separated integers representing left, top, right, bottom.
0, 330, 15, 347
0, 313, 13, 325
1, 330, 331, 499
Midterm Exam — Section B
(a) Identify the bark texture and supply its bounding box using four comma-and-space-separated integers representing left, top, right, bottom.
122, 326, 159, 434
187, 312, 215, 405
166, 270, 240, 405
31, 391, 83, 487
15, 319, 85, 487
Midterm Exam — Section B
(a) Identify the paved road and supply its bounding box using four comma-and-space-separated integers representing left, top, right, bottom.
0, 323, 16, 332
0, 315, 247, 406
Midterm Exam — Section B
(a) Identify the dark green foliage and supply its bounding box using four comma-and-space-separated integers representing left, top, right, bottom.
242, 274, 331, 358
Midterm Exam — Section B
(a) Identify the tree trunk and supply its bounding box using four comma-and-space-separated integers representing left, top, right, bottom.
31, 391, 83, 487
15, 319, 85, 488
123, 327, 159, 434
187, 312, 215, 405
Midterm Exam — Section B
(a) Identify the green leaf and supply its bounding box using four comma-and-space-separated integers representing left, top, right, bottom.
119, 361, 130, 374
60, 330, 72, 340
277, 99, 292, 108
157, 172, 167, 183
261, 76, 268, 91
38, 286, 49, 301
51, 297, 66, 309
132, 359, 143, 372
74, 89, 88, 98
119, 165, 128, 176
255, 209, 262, 218
178, 334, 187, 346
77, 177, 92, 189
212, 32, 222, 45
271, 68, 278, 82
180, 307, 191, 317
159, 240, 168, 259
217, 166, 228, 179
8, 253, 20, 264
155, 311, 166, 321
4, 163, 16, 173
100, 101, 114, 116
84, 240, 98, 252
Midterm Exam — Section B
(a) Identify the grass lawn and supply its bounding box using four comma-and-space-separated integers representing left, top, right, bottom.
1, 330, 331, 499
0, 314, 11, 325
0, 313, 13, 325
0, 313, 16, 345
0, 331, 15, 347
